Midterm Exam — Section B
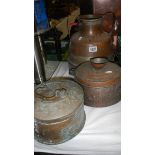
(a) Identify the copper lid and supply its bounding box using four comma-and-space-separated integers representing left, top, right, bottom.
75, 58, 121, 87
34, 78, 84, 122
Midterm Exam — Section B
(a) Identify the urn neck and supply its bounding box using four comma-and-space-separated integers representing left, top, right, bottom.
79, 15, 104, 35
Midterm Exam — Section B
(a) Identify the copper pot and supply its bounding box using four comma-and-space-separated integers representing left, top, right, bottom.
75, 57, 121, 107
68, 15, 114, 74
34, 78, 86, 144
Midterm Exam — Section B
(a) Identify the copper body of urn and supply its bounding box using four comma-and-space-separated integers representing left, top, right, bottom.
68, 15, 114, 73
75, 58, 121, 107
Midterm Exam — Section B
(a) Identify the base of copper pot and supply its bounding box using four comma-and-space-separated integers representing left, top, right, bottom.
84, 96, 121, 107
82, 84, 121, 107
34, 111, 86, 145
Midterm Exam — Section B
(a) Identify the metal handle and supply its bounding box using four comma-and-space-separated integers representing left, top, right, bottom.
55, 88, 67, 98
35, 87, 67, 101
101, 12, 118, 33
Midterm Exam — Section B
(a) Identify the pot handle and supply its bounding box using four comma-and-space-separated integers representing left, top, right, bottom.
35, 86, 67, 101
69, 64, 80, 75
90, 57, 108, 69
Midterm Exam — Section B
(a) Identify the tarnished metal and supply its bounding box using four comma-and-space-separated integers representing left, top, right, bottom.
68, 15, 114, 74
93, 0, 121, 33
34, 34, 46, 84
75, 57, 121, 107
34, 78, 85, 144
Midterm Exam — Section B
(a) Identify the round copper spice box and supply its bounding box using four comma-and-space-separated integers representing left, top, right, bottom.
34, 78, 86, 144
75, 57, 121, 107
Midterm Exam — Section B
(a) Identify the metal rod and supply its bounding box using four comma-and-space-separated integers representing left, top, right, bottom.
34, 35, 46, 84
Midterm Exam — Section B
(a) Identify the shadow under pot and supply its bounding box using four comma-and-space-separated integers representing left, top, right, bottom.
34, 78, 85, 144
75, 57, 121, 107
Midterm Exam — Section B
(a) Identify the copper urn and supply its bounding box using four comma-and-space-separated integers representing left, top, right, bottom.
75, 58, 121, 107
68, 15, 114, 73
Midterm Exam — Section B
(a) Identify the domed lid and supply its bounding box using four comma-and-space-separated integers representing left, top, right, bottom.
34, 78, 84, 122
75, 58, 121, 87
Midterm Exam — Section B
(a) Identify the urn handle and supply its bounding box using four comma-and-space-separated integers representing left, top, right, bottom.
101, 12, 118, 34
90, 57, 108, 69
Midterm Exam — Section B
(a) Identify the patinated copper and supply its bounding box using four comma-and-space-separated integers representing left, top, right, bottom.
34, 78, 85, 144
68, 15, 114, 74
75, 57, 121, 107
93, 0, 121, 33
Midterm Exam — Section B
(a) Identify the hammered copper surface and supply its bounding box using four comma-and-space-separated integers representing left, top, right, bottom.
68, 15, 113, 72
82, 82, 121, 107
34, 78, 85, 144
75, 58, 121, 107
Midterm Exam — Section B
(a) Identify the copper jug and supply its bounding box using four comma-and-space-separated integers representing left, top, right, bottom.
68, 15, 114, 74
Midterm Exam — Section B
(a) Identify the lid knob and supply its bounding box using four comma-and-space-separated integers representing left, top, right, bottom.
90, 57, 108, 69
